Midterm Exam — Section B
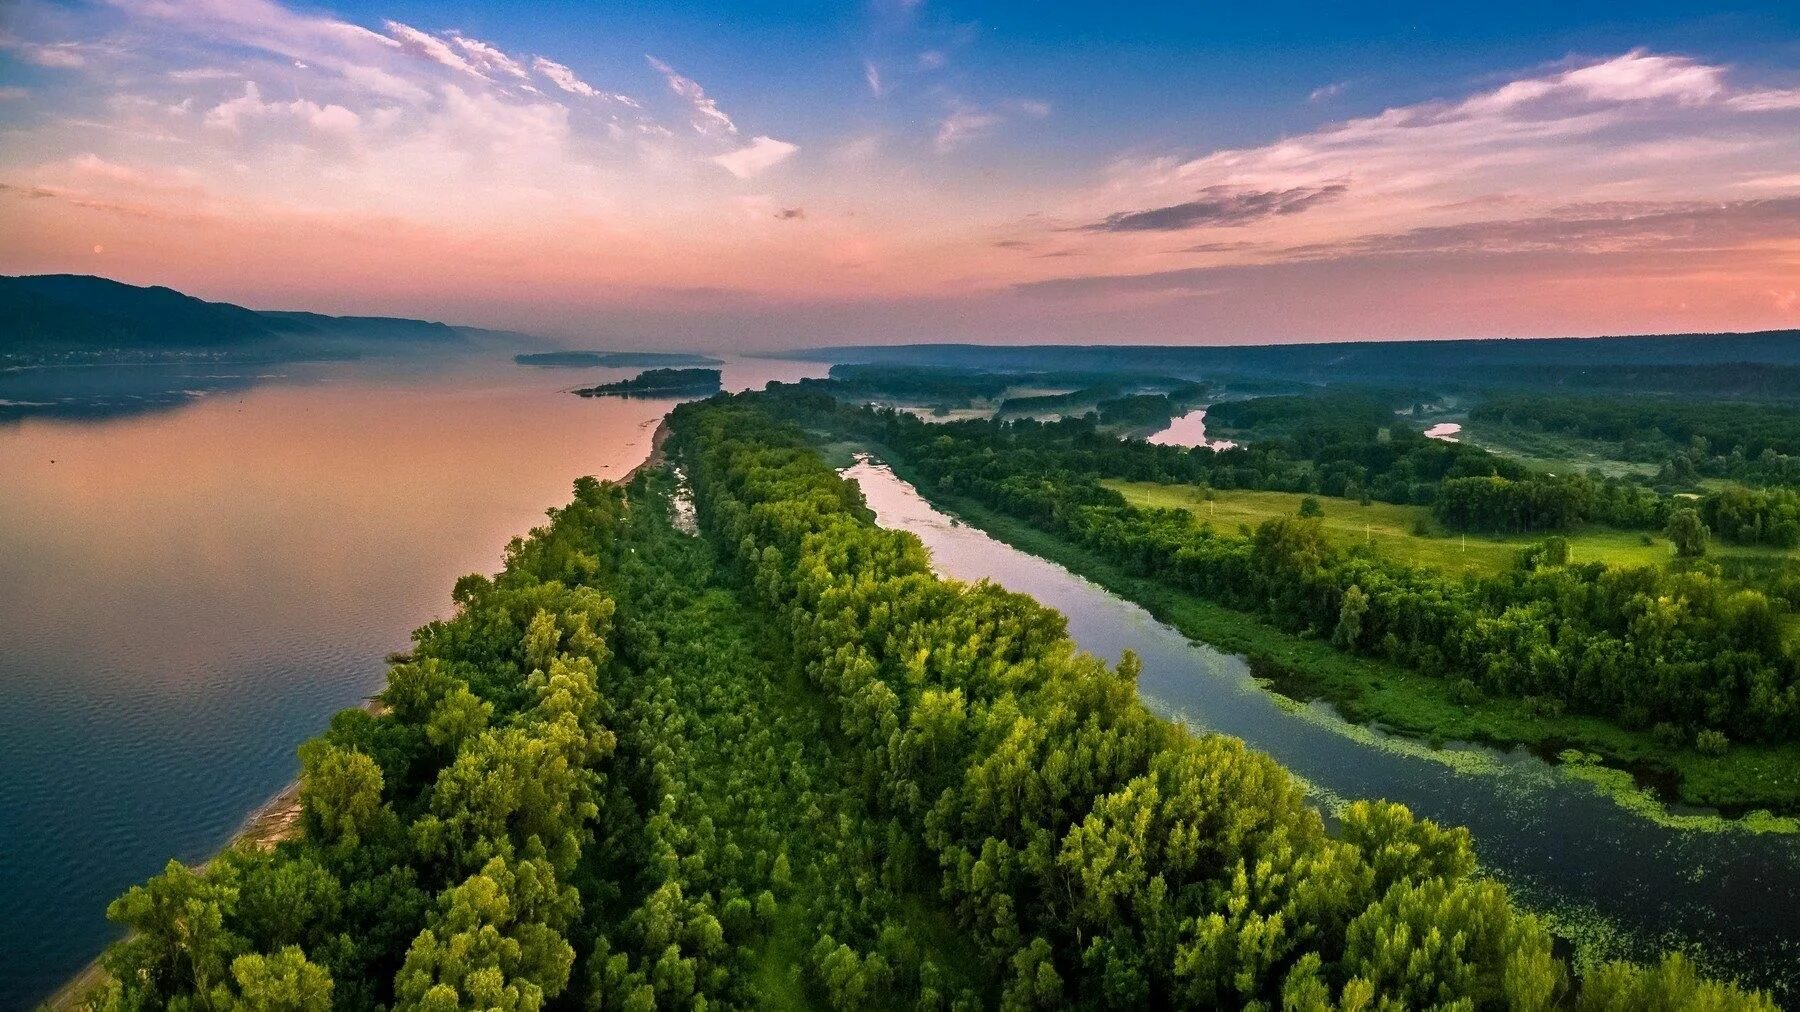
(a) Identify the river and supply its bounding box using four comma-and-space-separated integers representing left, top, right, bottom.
1148, 406, 1237, 449
0, 354, 820, 1008
842, 456, 1800, 1000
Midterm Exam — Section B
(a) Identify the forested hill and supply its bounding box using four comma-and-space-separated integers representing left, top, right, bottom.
772, 330, 1800, 392
0, 274, 471, 354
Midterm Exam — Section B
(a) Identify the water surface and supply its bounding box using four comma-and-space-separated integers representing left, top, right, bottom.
844, 456, 1800, 999
0, 354, 817, 1006
1148, 406, 1237, 449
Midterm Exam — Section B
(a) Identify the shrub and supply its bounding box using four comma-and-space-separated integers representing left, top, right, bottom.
1695, 729, 1730, 756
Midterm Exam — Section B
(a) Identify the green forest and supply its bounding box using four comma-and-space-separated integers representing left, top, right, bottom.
78, 390, 1776, 1010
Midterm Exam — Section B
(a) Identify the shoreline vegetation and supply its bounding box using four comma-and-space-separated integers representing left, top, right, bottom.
855, 443, 1800, 827
44, 701, 382, 1011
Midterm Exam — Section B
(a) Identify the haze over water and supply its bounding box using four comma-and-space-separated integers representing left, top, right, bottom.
0, 355, 819, 1007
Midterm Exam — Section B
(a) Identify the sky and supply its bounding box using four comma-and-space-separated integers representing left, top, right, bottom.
2, 0, 1799, 349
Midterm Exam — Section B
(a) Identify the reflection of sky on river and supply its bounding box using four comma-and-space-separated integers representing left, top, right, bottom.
844, 456, 1800, 1000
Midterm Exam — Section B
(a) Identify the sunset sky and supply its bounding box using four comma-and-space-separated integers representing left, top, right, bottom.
3, 1, 1799, 348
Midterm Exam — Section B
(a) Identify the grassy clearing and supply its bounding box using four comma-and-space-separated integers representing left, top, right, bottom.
876, 462, 1800, 819
1106, 481, 1798, 579
1456, 422, 1663, 479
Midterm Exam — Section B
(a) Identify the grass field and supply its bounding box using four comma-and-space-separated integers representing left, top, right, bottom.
1105, 481, 1797, 579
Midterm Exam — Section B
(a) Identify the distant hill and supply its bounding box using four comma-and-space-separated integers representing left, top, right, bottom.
769, 330, 1800, 394
0, 274, 469, 358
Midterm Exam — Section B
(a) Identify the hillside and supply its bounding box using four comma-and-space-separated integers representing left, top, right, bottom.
0, 274, 467, 356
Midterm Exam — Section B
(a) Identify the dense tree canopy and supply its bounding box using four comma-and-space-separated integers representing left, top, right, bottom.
84, 391, 1776, 1010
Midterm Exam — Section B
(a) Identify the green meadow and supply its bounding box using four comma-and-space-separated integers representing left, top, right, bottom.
1104, 481, 1798, 579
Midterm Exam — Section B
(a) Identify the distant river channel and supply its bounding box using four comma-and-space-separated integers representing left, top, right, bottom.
843, 456, 1800, 1002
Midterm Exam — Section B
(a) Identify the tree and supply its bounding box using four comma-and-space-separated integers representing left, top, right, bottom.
229, 946, 335, 1011
298, 742, 390, 855
1665, 507, 1709, 558
103, 859, 244, 1005
1333, 586, 1369, 650
1298, 496, 1324, 518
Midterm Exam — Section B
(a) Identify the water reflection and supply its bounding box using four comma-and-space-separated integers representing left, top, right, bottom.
1147, 406, 1237, 450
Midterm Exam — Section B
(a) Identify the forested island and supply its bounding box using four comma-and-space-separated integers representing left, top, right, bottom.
573, 367, 723, 397
75, 381, 1781, 1009
517, 351, 724, 368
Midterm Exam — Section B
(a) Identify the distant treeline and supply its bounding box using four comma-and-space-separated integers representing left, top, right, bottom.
820, 364, 1205, 415
774, 330, 1800, 390
1478, 363, 1800, 401
517, 351, 722, 368
1471, 393, 1800, 459
1205, 389, 1402, 436
574, 367, 721, 397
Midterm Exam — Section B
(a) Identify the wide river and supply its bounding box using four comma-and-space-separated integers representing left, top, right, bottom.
843, 457, 1800, 1001
0, 354, 820, 1007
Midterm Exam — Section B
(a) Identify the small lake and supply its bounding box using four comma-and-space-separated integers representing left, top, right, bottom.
1425, 421, 1463, 442
843, 456, 1800, 1000
1148, 406, 1237, 449
0, 354, 819, 1007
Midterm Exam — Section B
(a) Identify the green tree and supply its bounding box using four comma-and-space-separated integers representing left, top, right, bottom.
103, 859, 244, 1005
228, 946, 335, 1011
1665, 507, 1709, 558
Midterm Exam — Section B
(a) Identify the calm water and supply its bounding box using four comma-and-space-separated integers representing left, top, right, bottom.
844, 457, 1800, 1000
0, 354, 818, 1007
1147, 406, 1237, 449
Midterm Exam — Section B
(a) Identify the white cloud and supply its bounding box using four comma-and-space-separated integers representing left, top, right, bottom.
1727, 88, 1800, 112
384, 21, 484, 79
534, 56, 597, 97
712, 135, 798, 178
450, 33, 528, 80
864, 60, 885, 97
204, 81, 361, 140
645, 54, 737, 134
917, 50, 946, 71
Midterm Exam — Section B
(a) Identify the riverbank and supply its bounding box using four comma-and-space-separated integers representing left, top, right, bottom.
858, 445, 1800, 824
38, 692, 380, 1012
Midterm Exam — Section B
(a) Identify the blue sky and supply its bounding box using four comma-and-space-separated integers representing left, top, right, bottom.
3, 0, 1799, 346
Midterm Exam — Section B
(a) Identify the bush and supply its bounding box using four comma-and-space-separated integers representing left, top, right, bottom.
1298, 496, 1323, 518
1695, 729, 1730, 756
1450, 679, 1484, 706
1652, 722, 1685, 749
1523, 695, 1566, 719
